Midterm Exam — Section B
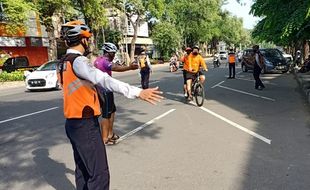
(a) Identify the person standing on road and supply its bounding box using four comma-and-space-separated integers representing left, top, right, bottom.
58, 20, 163, 190
180, 47, 192, 97
186, 46, 208, 100
138, 50, 152, 89
252, 45, 265, 90
227, 48, 236, 79
94, 42, 139, 145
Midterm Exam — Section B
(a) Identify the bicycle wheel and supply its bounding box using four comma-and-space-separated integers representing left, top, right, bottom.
194, 83, 205, 107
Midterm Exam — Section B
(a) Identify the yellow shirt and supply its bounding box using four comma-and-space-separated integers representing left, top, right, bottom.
188, 53, 207, 73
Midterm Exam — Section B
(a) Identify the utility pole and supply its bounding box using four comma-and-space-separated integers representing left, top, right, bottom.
123, 0, 129, 64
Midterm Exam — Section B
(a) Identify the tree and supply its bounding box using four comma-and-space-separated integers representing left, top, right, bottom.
250, 0, 310, 57
151, 22, 181, 59
72, 0, 108, 51
0, 0, 33, 35
112, 0, 165, 61
30, 0, 73, 60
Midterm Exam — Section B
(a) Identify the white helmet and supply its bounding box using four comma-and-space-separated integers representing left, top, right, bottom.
102, 43, 117, 53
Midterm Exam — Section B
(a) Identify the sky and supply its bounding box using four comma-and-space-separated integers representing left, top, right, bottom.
221, 0, 261, 29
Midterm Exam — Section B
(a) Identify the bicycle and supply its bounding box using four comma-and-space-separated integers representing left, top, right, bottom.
187, 72, 205, 107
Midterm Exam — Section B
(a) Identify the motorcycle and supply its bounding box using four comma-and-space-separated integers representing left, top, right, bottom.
213, 55, 220, 68
169, 61, 178, 72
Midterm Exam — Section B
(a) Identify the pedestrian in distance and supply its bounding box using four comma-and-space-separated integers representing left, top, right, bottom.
58, 20, 163, 190
94, 42, 139, 145
138, 50, 152, 89
227, 48, 236, 79
252, 45, 266, 90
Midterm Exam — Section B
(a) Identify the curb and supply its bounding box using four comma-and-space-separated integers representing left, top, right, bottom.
294, 71, 310, 104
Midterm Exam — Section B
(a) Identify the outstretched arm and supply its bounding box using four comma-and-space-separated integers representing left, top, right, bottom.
112, 62, 138, 72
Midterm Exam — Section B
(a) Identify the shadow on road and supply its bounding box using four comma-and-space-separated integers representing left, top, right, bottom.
32, 148, 75, 190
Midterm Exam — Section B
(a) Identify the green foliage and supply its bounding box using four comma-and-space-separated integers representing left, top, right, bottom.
251, 0, 310, 45
0, 71, 24, 82
1, 0, 33, 35
151, 22, 181, 57
72, 0, 108, 32
97, 29, 123, 48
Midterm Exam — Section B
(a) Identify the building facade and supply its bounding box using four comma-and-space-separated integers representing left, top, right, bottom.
0, 11, 49, 67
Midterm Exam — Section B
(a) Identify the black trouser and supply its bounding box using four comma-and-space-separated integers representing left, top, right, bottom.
253, 64, 265, 89
229, 63, 235, 78
65, 117, 110, 190
140, 67, 150, 89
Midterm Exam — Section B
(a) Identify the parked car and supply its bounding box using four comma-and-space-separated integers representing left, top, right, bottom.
2, 56, 38, 73
241, 48, 289, 73
24, 60, 59, 91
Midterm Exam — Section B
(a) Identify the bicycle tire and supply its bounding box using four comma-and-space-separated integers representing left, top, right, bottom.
194, 83, 205, 107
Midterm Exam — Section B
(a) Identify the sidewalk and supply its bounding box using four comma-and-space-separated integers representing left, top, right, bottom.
0, 81, 25, 90
294, 69, 310, 104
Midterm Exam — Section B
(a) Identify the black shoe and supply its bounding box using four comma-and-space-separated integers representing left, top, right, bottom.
227, 77, 232, 79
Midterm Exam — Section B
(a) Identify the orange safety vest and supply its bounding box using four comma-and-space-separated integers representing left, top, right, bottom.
228, 54, 236, 64
59, 54, 101, 118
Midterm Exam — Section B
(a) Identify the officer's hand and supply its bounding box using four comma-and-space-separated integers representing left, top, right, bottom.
138, 87, 163, 105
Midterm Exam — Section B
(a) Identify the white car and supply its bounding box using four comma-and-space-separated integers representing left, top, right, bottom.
24, 60, 59, 91
281, 52, 293, 63
218, 51, 227, 64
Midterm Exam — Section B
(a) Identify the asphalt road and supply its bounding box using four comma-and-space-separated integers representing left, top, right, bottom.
0, 61, 310, 190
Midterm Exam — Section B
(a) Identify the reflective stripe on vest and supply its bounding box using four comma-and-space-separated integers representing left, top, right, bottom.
60, 59, 100, 118
228, 54, 236, 64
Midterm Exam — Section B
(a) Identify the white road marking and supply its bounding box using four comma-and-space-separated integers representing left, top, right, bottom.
211, 81, 225, 88
236, 71, 243, 75
117, 109, 176, 143
236, 77, 278, 86
192, 103, 271, 144
218, 85, 275, 101
0, 107, 59, 124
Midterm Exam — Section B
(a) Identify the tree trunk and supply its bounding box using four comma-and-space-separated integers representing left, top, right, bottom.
47, 28, 57, 60
46, 11, 62, 60
303, 40, 309, 62
129, 16, 140, 62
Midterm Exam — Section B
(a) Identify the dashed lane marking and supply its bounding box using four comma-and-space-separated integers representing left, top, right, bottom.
217, 85, 275, 102
189, 102, 272, 145
0, 107, 59, 124
117, 109, 176, 143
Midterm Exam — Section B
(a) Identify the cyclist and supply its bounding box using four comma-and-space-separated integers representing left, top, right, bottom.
186, 46, 208, 100
180, 47, 192, 97
94, 42, 139, 145
59, 20, 162, 190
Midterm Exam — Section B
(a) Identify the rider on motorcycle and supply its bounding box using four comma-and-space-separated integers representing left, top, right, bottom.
169, 53, 178, 71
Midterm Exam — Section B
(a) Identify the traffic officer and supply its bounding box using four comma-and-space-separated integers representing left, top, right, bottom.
228, 48, 236, 79
58, 20, 163, 190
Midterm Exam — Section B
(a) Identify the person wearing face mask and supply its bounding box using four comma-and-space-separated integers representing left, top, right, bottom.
58, 21, 163, 190
252, 45, 265, 90
180, 47, 192, 97
185, 46, 208, 100
94, 43, 139, 145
